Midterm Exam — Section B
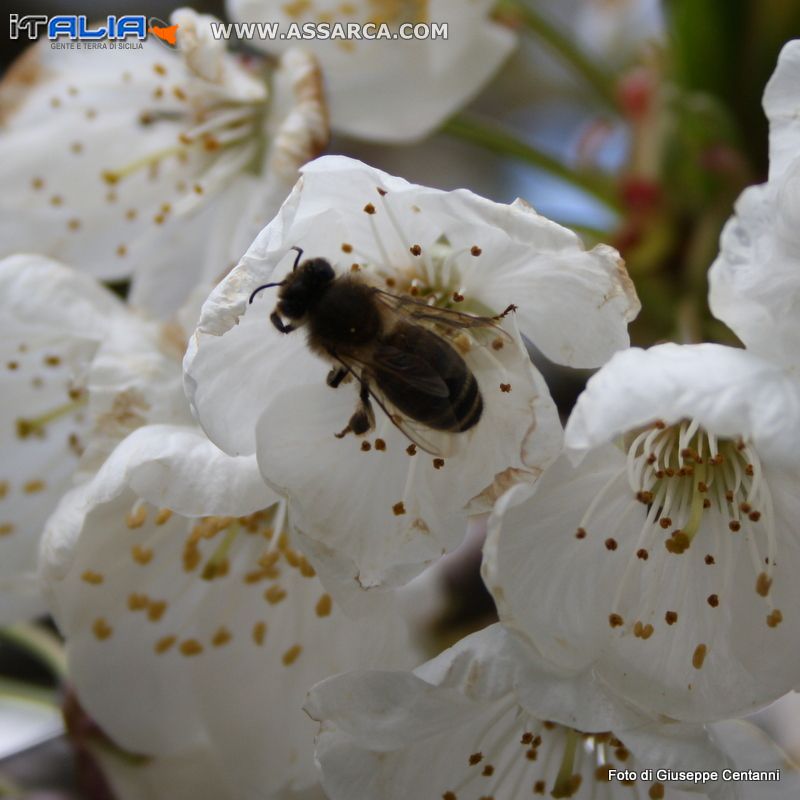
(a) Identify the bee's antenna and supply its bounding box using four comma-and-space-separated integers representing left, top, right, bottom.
248, 282, 283, 304
290, 246, 304, 271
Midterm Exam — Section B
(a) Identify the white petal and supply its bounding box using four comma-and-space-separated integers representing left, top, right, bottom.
707, 720, 800, 800
92, 744, 236, 800
763, 39, 800, 181
225, 0, 515, 142
0, 25, 326, 319
41, 424, 414, 796
308, 625, 731, 800
253, 316, 560, 589
409, 192, 639, 367
0, 256, 124, 621
564, 343, 800, 469
41, 480, 210, 756
186, 154, 623, 460
0, 254, 124, 330
483, 448, 630, 674
485, 446, 800, 722
500, 630, 649, 734
101, 425, 277, 518
307, 626, 531, 800
708, 170, 800, 369
190, 553, 413, 799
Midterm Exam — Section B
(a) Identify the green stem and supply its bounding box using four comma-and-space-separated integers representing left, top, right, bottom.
0, 623, 67, 682
505, 0, 619, 111
442, 115, 621, 212
0, 676, 61, 708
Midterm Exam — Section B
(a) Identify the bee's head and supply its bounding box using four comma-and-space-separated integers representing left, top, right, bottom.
277, 258, 336, 319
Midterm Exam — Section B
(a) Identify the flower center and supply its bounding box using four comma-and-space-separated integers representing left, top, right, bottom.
575, 418, 785, 639
444, 711, 666, 799
624, 420, 774, 561
575, 418, 785, 638
342, 186, 502, 322
102, 104, 263, 186
101, 56, 268, 201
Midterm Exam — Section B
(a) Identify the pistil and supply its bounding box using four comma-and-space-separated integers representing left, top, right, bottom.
16, 395, 87, 438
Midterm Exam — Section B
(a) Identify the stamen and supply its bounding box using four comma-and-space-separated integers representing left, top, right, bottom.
617, 420, 779, 626
16, 395, 88, 438
202, 522, 239, 580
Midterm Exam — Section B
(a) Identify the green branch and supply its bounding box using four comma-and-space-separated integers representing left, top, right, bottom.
504, 0, 619, 111
442, 114, 621, 212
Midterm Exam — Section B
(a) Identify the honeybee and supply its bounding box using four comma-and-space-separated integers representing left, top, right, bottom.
249, 247, 516, 454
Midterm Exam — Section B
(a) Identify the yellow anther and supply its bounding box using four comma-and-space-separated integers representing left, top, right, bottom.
264, 585, 287, 605
131, 544, 153, 564
252, 622, 267, 645
282, 644, 303, 665
126, 506, 148, 529
92, 618, 112, 641
155, 635, 176, 654
154, 508, 173, 525
212, 627, 232, 647
179, 639, 203, 657
315, 593, 333, 617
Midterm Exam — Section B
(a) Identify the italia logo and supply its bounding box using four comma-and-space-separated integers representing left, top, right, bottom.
148, 17, 179, 49
8, 13, 179, 47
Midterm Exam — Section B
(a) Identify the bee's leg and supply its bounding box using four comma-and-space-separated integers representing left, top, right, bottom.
335, 380, 375, 439
493, 303, 518, 320
326, 367, 348, 388
270, 311, 295, 334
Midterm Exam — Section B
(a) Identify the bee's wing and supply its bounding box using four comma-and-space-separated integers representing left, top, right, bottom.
372, 288, 512, 342
329, 350, 455, 457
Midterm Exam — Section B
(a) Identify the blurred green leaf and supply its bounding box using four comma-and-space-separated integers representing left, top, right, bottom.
664, 0, 800, 175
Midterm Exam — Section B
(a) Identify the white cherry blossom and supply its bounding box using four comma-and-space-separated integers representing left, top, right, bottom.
184, 155, 638, 590
30, 249, 416, 797
484, 342, 800, 724
225, 0, 516, 143
0, 254, 189, 622
41, 424, 416, 799
307, 623, 800, 800
0, 8, 328, 317
491, 40, 800, 725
